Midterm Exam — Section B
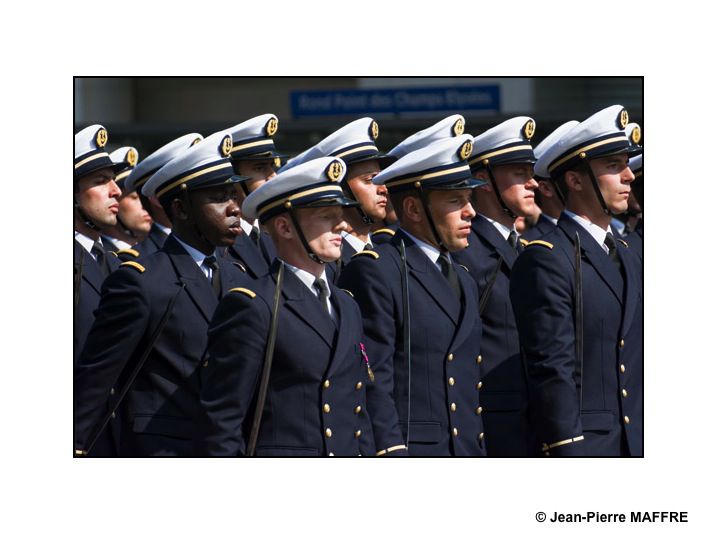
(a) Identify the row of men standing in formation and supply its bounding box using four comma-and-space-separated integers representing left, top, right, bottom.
74, 105, 643, 457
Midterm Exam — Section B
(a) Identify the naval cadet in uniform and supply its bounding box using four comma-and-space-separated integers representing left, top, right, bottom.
279, 117, 395, 277
218, 114, 287, 276
453, 116, 539, 456
74, 131, 250, 457
100, 146, 154, 258
73, 124, 126, 456
625, 152, 643, 262
123, 133, 204, 259
338, 135, 487, 456
523, 121, 580, 242
200, 157, 382, 456
74, 124, 125, 366
622, 122, 643, 262
510, 105, 643, 456
373, 115, 469, 246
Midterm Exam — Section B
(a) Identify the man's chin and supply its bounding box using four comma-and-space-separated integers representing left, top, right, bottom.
218, 235, 237, 247
99, 216, 118, 228
446, 239, 468, 253
610, 202, 629, 215
319, 248, 341, 262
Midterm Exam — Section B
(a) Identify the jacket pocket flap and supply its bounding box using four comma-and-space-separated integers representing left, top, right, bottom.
581, 411, 615, 432
405, 421, 442, 443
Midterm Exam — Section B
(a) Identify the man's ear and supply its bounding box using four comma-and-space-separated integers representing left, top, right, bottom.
171, 197, 188, 221
403, 194, 424, 224
273, 214, 294, 240
149, 195, 165, 211
564, 170, 584, 192
537, 180, 555, 198
472, 170, 492, 193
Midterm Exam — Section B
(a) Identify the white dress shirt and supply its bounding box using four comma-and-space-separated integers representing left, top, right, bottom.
480, 214, 516, 241
74, 231, 99, 259
564, 210, 612, 254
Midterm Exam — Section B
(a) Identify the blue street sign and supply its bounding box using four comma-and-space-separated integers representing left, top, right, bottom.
290, 85, 500, 117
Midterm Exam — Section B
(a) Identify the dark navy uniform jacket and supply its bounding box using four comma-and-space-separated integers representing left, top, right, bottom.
371, 223, 399, 246
100, 235, 121, 253
510, 213, 643, 456
74, 239, 120, 456
257, 230, 277, 266
327, 237, 357, 285
74, 239, 119, 365
219, 231, 270, 279
338, 230, 487, 456
200, 260, 376, 457
133, 222, 168, 258
521, 213, 556, 243
454, 216, 532, 456
100, 236, 145, 263
625, 221, 643, 263
74, 235, 250, 457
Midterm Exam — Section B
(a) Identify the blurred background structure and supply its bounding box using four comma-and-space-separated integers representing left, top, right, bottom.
74, 77, 642, 157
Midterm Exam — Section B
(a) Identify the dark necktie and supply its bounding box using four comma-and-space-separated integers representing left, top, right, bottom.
604, 232, 622, 273
508, 230, 519, 249
313, 277, 331, 315
439, 252, 462, 301
204, 255, 222, 298
91, 241, 109, 278
364, 243, 373, 251
250, 225, 260, 246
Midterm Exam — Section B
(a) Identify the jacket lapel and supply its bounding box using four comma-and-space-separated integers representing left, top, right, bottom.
164, 235, 217, 323
617, 246, 640, 335
396, 231, 461, 325
448, 268, 479, 350
227, 233, 268, 278
75, 240, 104, 295
473, 216, 517, 268
324, 286, 355, 378
536, 213, 557, 235
101, 236, 119, 252
151, 224, 168, 251
341, 237, 357, 264
558, 215, 623, 304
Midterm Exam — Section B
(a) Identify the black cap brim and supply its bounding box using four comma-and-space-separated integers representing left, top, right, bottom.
425, 176, 486, 191
297, 194, 360, 210
346, 152, 398, 170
